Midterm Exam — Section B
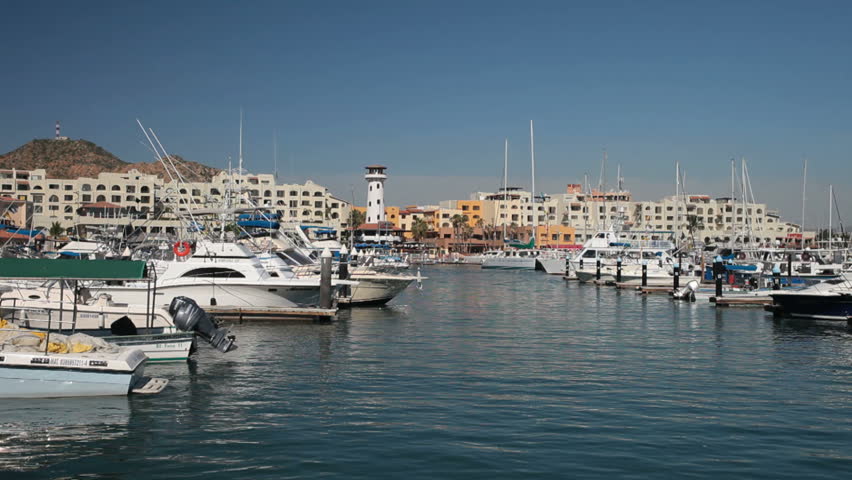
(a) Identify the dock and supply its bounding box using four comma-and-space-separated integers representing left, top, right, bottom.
710, 296, 773, 307
207, 306, 338, 322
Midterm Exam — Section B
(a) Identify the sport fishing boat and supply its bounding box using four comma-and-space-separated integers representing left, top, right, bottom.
260, 248, 421, 306
106, 240, 347, 308
766, 274, 852, 321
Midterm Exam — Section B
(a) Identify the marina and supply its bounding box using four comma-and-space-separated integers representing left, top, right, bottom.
4, 267, 852, 478
4, 1, 852, 477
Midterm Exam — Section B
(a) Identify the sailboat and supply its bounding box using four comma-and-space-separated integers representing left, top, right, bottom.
483, 121, 543, 270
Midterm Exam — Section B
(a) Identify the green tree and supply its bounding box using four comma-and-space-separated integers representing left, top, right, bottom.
411, 216, 430, 242
49, 221, 65, 238
450, 214, 468, 252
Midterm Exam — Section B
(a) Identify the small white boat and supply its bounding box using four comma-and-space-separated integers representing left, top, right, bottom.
0, 328, 167, 398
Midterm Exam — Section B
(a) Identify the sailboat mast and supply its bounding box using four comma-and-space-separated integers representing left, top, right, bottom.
801, 158, 808, 245
530, 120, 536, 246
829, 184, 833, 250
503, 138, 508, 242
239, 109, 244, 180
675, 161, 680, 245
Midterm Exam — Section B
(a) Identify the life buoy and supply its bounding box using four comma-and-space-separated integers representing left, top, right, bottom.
173, 241, 191, 257
736, 252, 746, 260
801, 252, 811, 261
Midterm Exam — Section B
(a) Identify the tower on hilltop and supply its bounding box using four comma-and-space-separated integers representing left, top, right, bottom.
365, 165, 387, 224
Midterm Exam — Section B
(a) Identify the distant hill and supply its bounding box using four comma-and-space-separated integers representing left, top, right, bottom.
0, 138, 221, 182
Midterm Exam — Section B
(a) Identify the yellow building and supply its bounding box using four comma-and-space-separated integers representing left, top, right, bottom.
353, 206, 400, 228
457, 200, 484, 227
535, 225, 575, 247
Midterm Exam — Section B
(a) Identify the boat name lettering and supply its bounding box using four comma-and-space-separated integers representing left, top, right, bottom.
88, 360, 108, 367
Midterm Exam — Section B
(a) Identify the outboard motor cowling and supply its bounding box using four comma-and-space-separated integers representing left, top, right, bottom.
169, 296, 237, 353
672, 280, 699, 302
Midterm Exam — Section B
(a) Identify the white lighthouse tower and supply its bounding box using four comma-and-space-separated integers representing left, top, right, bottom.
364, 165, 388, 224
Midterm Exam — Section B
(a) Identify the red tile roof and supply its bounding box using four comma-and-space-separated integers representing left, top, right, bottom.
0, 230, 44, 240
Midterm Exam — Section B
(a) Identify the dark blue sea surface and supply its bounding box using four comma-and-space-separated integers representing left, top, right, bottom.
4, 266, 852, 478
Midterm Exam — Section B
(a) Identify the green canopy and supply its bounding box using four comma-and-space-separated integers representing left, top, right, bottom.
508, 237, 535, 249
0, 258, 147, 280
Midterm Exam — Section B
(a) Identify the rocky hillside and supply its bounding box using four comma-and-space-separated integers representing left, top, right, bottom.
0, 138, 220, 182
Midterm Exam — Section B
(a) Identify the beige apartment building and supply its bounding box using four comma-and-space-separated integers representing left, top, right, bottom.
440, 184, 802, 245
0, 168, 351, 234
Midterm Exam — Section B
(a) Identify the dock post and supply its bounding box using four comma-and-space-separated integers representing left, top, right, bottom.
786, 252, 792, 287
579, 258, 584, 270
596, 259, 601, 281
616, 257, 622, 283
641, 260, 648, 287
772, 265, 781, 290
339, 246, 350, 298
673, 261, 680, 290
714, 255, 723, 298
320, 247, 333, 309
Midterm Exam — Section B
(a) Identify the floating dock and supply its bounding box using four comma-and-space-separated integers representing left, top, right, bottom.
710, 296, 773, 307
207, 306, 338, 322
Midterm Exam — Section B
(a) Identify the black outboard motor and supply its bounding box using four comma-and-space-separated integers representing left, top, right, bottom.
169, 296, 237, 353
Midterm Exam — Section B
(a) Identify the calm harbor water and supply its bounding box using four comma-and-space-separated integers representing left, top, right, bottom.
4, 266, 852, 478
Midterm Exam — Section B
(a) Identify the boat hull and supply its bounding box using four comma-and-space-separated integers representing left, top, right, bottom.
768, 294, 852, 321
481, 258, 537, 270
0, 349, 147, 398
340, 275, 416, 306
96, 283, 300, 309
536, 257, 567, 275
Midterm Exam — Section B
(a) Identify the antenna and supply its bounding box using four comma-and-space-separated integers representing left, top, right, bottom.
273, 129, 278, 182
55, 121, 60, 140
598, 149, 607, 192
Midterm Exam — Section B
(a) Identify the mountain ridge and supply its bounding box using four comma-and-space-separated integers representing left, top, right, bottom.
0, 138, 221, 182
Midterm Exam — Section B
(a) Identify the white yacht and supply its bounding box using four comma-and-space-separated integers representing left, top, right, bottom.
261, 249, 420, 306
107, 241, 347, 308
569, 229, 679, 283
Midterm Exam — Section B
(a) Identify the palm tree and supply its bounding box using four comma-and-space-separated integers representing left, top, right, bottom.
48, 221, 65, 238
411, 216, 429, 243
450, 214, 468, 252
686, 214, 704, 246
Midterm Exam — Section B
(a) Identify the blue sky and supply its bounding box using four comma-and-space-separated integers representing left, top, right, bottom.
1, 1, 850, 227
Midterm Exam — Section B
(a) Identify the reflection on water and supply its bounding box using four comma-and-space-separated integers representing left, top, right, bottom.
0, 396, 130, 472
4, 266, 852, 479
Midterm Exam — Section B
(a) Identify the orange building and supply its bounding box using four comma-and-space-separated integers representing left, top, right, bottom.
352, 206, 401, 229
457, 200, 484, 227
